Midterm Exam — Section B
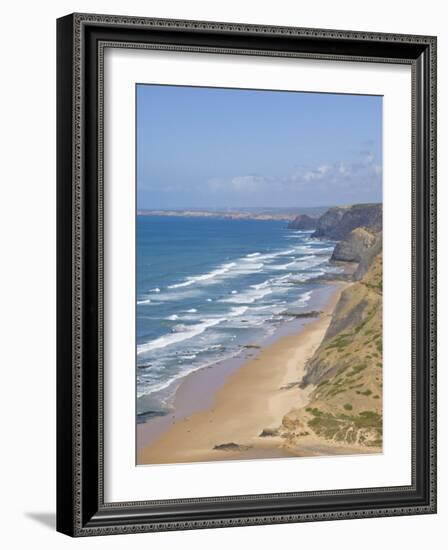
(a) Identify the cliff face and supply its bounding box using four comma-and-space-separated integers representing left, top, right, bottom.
287, 214, 318, 230
353, 231, 382, 280
312, 206, 348, 238
331, 227, 376, 262
312, 203, 382, 240
281, 253, 383, 450
331, 227, 382, 280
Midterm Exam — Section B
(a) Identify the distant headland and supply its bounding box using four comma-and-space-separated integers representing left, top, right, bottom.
137, 206, 329, 222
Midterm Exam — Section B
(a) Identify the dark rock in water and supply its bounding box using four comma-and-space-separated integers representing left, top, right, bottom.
313, 203, 382, 240
311, 269, 356, 283
213, 442, 251, 452
136, 410, 167, 424
282, 310, 322, 318
287, 214, 318, 230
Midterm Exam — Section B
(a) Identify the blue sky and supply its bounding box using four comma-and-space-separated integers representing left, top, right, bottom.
137, 84, 382, 209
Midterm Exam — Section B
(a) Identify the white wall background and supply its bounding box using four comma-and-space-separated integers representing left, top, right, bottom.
0, 0, 445, 547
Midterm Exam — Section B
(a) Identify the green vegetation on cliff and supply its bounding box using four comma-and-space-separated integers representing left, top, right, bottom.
282, 252, 383, 450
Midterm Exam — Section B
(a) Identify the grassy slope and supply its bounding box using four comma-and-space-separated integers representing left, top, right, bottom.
281, 253, 383, 449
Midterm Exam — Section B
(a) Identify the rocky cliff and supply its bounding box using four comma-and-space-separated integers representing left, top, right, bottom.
279, 202, 383, 452
312, 203, 382, 240
287, 214, 318, 230
331, 227, 382, 280
331, 227, 376, 262
280, 252, 383, 450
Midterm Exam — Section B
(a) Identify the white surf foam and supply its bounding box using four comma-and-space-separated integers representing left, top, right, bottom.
297, 290, 313, 304
220, 287, 273, 304
137, 317, 225, 355
270, 260, 296, 270
229, 306, 249, 316
168, 262, 237, 289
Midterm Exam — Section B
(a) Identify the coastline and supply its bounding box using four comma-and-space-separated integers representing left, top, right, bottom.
137, 282, 354, 465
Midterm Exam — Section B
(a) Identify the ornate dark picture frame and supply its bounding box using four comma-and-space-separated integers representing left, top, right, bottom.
56, 13, 437, 537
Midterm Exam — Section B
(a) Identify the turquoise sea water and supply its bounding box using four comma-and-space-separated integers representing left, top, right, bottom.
136, 216, 340, 416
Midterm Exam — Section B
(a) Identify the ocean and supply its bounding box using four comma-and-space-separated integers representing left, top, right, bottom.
136, 215, 341, 417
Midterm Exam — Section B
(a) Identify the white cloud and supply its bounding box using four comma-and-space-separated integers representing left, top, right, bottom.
205, 149, 382, 206
303, 164, 332, 181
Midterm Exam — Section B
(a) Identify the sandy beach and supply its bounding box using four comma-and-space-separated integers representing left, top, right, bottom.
138, 283, 356, 465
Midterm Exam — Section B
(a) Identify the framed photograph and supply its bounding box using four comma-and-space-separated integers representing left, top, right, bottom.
56, 13, 437, 536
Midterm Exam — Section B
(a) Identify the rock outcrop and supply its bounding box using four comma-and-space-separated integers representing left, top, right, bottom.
287, 214, 318, 230
353, 231, 382, 280
312, 203, 382, 240
331, 227, 376, 262
331, 227, 382, 280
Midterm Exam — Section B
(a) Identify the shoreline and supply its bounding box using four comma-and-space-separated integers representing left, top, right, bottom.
137, 282, 354, 465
